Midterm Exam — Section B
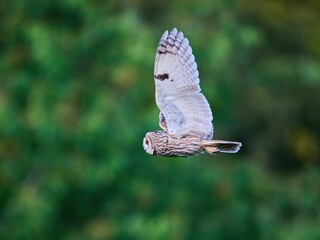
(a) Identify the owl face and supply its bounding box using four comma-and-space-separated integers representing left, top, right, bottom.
143, 133, 154, 155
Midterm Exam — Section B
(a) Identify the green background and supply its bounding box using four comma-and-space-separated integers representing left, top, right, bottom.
1, 0, 320, 239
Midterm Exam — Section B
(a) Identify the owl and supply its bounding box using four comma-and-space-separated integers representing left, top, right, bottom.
143, 28, 242, 157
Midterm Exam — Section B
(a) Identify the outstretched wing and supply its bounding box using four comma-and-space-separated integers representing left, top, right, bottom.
154, 28, 213, 140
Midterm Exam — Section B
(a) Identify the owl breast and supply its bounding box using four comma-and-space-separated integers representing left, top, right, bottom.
151, 131, 203, 157
166, 136, 203, 157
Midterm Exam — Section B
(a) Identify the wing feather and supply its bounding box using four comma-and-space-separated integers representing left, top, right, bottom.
154, 28, 213, 140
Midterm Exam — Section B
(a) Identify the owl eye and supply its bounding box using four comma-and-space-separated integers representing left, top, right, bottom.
146, 140, 149, 145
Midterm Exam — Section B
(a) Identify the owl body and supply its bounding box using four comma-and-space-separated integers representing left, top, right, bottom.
143, 28, 242, 157
144, 131, 203, 157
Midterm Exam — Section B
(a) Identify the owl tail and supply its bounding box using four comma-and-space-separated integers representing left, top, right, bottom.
202, 140, 242, 154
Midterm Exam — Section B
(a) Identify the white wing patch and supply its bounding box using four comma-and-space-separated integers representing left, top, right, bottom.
154, 28, 213, 140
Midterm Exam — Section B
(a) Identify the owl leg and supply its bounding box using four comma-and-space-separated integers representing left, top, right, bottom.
159, 112, 168, 131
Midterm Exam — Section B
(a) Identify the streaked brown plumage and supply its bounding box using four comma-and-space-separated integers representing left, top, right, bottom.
144, 131, 202, 157
144, 131, 241, 157
143, 28, 241, 157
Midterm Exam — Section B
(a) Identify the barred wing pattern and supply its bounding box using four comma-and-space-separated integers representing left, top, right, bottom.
154, 28, 213, 140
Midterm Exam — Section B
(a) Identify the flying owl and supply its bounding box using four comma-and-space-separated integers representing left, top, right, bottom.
143, 28, 242, 157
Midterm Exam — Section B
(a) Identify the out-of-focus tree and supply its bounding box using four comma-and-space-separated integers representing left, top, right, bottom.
0, 0, 320, 239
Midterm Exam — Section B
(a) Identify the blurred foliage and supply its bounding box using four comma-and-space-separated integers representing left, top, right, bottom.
1, 0, 320, 239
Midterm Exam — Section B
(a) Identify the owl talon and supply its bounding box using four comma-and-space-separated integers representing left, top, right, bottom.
159, 112, 168, 131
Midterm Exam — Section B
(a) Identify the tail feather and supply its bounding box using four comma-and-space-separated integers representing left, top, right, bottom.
202, 140, 242, 154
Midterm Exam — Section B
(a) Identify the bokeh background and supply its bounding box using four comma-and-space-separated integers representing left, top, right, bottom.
1, 0, 320, 239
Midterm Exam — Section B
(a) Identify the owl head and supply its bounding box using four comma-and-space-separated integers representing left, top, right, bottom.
143, 132, 155, 155
143, 131, 168, 155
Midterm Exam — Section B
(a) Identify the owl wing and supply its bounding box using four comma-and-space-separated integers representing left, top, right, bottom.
154, 28, 213, 140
